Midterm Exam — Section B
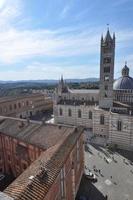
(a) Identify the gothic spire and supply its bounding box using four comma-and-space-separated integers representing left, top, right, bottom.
104, 29, 112, 42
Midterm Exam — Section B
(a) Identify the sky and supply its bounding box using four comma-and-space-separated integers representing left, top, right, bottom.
0, 0, 133, 80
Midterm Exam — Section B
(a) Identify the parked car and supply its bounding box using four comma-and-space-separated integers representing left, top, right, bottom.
84, 171, 97, 182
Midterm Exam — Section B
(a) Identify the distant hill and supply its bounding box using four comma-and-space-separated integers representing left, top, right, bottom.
0, 78, 99, 85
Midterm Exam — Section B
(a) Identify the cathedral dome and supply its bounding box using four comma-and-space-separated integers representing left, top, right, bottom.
113, 64, 133, 90
113, 76, 133, 90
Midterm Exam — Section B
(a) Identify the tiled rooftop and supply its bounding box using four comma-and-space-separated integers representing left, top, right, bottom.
0, 93, 45, 103
0, 117, 74, 150
4, 127, 83, 200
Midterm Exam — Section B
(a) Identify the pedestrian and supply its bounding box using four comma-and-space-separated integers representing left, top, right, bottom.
99, 169, 101, 173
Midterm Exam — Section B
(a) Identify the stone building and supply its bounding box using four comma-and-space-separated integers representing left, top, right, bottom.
0, 117, 84, 200
0, 93, 53, 118
54, 29, 133, 151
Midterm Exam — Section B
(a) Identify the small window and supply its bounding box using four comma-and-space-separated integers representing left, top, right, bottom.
59, 108, 63, 116
16, 160, 19, 166
105, 93, 107, 98
8, 155, 11, 161
104, 66, 110, 73
14, 104, 17, 109
60, 168, 65, 198
9, 105, 12, 111
78, 110, 81, 118
117, 120, 122, 131
18, 102, 21, 108
4, 107, 7, 113
23, 163, 27, 170
76, 141, 80, 163
105, 85, 108, 90
68, 109, 72, 117
100, 115, 104, 125
103, 57, 111, 64
89, 111, 92, 119
26, 101, 29, 106
0, 107, 2, 113
104, 75, 109, 81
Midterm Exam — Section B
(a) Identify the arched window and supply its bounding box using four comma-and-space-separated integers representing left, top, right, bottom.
4, 107, 7, 113
117, 120, 122, 131
100, 115, 104, 125
89, 111, 92, 119
0, 107, 2, 113
9, 105, 12, 111
14, 104, 17, 109
18, 102, 21, 108
59, 108, 63, 116
68, 109, 72, 117
78, 109, 81, 118
26, 101, 29, 106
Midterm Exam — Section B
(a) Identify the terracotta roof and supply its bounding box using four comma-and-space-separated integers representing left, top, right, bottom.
4, 127, 83, 200
0, 93, 44, 104
0, 118, 73, 150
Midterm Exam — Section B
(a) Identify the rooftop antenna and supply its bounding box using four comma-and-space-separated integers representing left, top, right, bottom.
125, 61, 127, 65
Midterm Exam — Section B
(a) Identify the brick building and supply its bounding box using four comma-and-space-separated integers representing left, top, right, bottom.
0, 93, 53, 118
0, 117, 84, 200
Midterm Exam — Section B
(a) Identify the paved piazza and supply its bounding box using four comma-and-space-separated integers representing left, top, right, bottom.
77, 143, 133, 200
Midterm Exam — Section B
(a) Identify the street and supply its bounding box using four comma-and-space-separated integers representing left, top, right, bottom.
76, 143, 133, 200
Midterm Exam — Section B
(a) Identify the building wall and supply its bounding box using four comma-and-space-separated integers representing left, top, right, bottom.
0, 133, 43, 177
44, 134, 84, 200
108, 112, 133, 150
113, 89, 133, 104
54, 104, 94, 128
93, 108, 110, 138
0, 94, 53, 118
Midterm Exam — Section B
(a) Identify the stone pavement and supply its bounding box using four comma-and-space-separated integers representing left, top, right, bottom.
76, 143, 133, 200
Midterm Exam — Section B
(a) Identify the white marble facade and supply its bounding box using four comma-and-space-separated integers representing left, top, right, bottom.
54, 30, 133, 151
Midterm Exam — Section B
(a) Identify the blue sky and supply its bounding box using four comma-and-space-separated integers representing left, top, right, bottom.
0, 0, 133, 80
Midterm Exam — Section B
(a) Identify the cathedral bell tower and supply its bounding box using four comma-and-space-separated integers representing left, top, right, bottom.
99, 29, 115, 109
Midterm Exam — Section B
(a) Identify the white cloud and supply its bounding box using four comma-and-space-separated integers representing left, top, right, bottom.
0, 0, 133, 80
0, 27, 100, 63
0, 0, 22, 30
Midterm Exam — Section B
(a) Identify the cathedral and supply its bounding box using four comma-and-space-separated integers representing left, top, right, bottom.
54, 29, 133, 151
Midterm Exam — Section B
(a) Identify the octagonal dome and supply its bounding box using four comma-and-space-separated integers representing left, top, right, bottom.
113, 76, 133, 90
